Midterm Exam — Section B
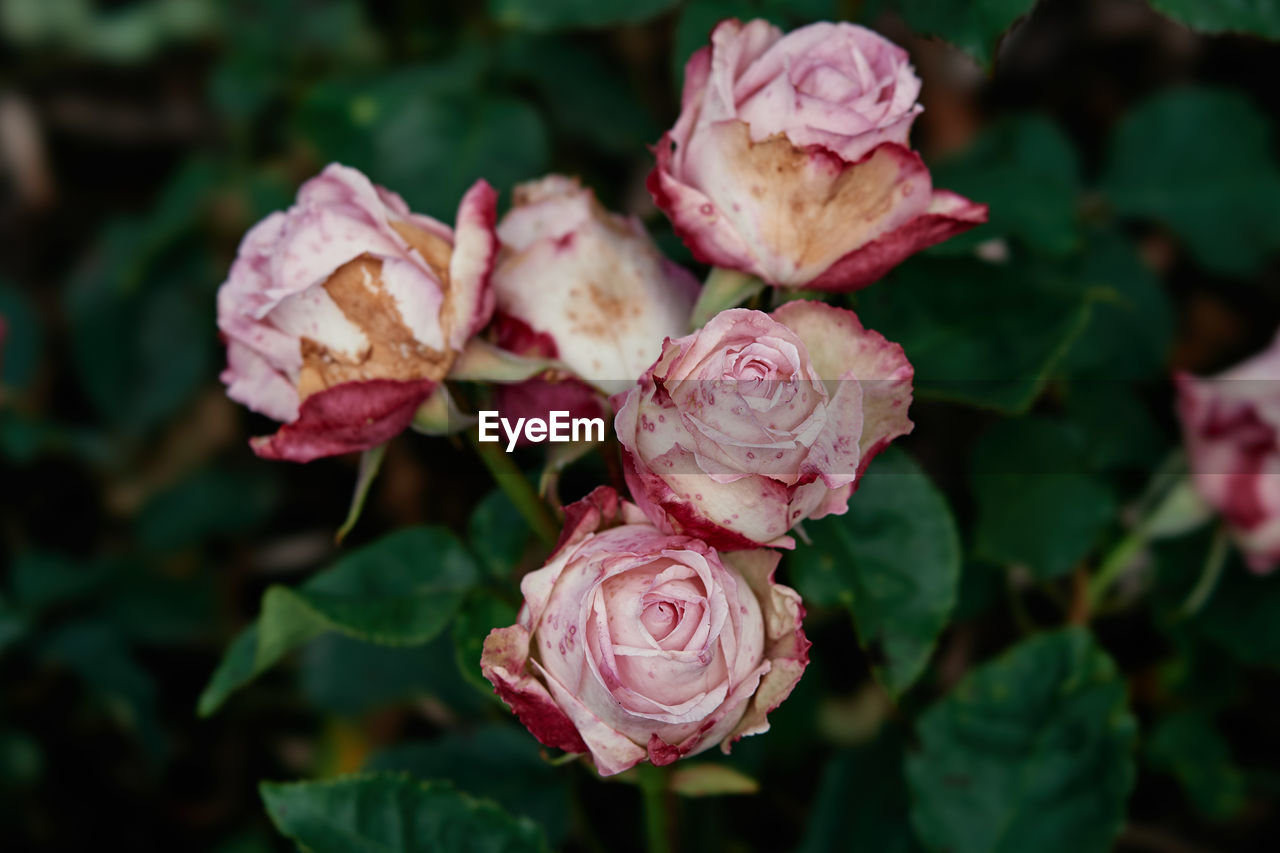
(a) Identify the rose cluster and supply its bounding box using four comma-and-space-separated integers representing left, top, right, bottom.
215, 20, 980, 775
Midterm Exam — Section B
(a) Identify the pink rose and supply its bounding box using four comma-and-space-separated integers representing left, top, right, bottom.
649, 19, 986, 291
481, 487, 809, 776
613, 301, 913, 550
1176, 334, 1280, 572
490, 175, 699, 430
217, 164, 497, 462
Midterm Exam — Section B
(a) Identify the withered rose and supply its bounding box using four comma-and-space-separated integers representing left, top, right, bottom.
614, 302, 913, 550
490, 175, 698, 432
481, 487, 809, 776
649, 19, 986, 291
216, 164, 496, 461
1176, 333, 1280, 573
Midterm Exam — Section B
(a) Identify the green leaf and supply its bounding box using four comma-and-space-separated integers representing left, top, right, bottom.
198, 527, 479, 716
895, 0, 1038, 67
261, 773, 549, 853
0, 728, 44, 789
66, 226, 218, 432
300, 632, 488, 717
488, 0, 678, 31
498, 36, 658, 157
1102, 88, 1280, 276
0, 280, 41, 392
40, 620, 165, 759
790, 449, 960, 695
855, 256, 1099, 412
210, 0, 380, 121
135, 467, 279, 551
930, 116, 1081, 257
1145, 710, 1247, 821
906, 628, 1137, 853
798, 732, 924, 853
65, 162, 222, 416
1147, 0, 1280, 38
296, 66, 549, 221
367, 726, 571, 846
10, 552, 111, 611
452, 591, 517, 697
0, 594, 27, 654
971, 418, 1116, 580
1160, 530, 1280, 669
1060, 230, 1174, 381
101, 563, 218, 645
468, 488, 532, 578
1062, 384, 1167, 472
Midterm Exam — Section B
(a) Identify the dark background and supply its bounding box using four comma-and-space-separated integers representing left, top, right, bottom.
2, 0, 1279, 850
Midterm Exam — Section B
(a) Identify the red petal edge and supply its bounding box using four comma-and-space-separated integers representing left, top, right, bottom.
250, 378, 437, 463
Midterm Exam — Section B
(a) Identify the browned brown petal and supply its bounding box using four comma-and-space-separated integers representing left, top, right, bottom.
295, 255, 453, 401
715, 123, 927, 279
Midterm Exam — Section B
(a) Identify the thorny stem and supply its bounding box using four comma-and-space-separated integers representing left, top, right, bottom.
468, 432, 559, 548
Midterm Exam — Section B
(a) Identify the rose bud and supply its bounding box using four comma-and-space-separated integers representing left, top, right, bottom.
649, 19, 987, 292
614, 301, 913, 550
490, 175, 699, 433
217, 163, 497, 462
1176, 334, 1280, 572
481, 486, 809, 776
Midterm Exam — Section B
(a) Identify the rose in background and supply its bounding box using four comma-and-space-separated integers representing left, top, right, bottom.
217, 164, 497, 462
481, 487, 808, 776
650, 19, 986, 291
1176, 333, 1280, 572
490, 175, 698, 434
615, 301, 913, 550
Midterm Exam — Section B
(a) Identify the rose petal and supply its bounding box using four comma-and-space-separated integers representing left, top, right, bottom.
480, 625, 589, 755
720, 550, 809, 745
804, 188, 988, 292
249, 378, 436, 463
445, 179, 498, 350
772, 299, 913, 477
689, 128, 934, 287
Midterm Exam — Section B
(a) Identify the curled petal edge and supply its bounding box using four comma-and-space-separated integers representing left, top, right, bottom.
249, 378, 437, 463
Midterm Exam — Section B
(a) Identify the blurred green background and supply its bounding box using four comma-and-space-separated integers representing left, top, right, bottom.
2, 0, 1280, 851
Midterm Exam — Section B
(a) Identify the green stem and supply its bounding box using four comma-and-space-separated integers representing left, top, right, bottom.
467, 432, 559, 548
636, 763, 672, 853
1180, 524, 1230, 616
1086, 523, 1149, 609
690, 268, 764, 330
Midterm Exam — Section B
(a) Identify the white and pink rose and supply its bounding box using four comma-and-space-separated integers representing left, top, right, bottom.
490, 175, 698, 431
649, 19, 986, 291
216, 163, 497, 462
614, 301, 913, 550
481, 487, 809, 776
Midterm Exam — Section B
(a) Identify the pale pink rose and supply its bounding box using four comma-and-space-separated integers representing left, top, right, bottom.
1176, 333, 1280, 573
649, 19, 986, 291
217, 163, 497, 462
481, 487, 809, 776
613, 302, 913, 550
490, 175, 698, 432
